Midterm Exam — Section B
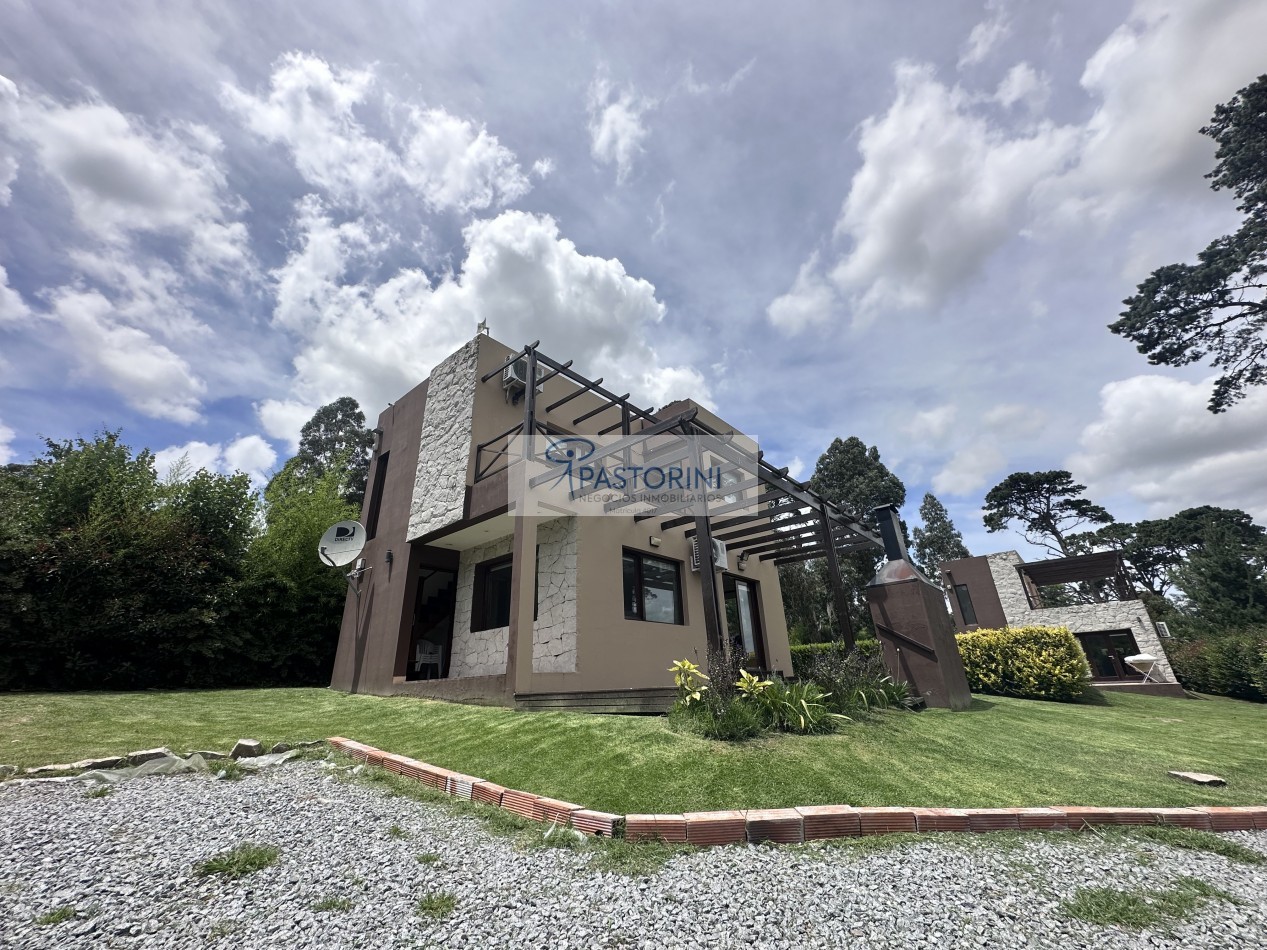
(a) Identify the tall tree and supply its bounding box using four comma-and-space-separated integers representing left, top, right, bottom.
983, 470, 1113, 558
1110, 74, 1267, 412
1172, 524, 1267, 628
912, 492, 969, 586
808, 436, 906, 638
290, 397, 375, 506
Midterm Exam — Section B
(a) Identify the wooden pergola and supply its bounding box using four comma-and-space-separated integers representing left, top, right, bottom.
477, 341, 885, 651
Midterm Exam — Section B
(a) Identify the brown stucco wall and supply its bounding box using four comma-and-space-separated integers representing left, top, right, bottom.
940, 554, 1008, 632
329, 378, 431, 695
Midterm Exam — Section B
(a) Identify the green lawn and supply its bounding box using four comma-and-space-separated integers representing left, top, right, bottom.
2, 688, 1265, 813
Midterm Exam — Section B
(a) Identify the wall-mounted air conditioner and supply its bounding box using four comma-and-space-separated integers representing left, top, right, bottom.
503, 357, 545, 394
691, 537, 727, 572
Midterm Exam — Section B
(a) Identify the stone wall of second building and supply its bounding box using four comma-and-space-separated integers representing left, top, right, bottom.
450, 536, 511, 678
985, 551, 1176, 683
408, 337, 479, 541
534, 517, 577, 674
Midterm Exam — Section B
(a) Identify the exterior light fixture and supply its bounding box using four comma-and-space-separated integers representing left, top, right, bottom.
738, 551, 749, 572
649, 536, 662, 547
372, 427, 384, 453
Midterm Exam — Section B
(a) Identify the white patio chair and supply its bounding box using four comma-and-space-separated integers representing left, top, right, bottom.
414, 641, 444, 680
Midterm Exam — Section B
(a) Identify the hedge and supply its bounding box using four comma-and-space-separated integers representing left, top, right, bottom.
789, 640, 880, 678
1167, 633, 1267, 702
955, 625, 1091, 702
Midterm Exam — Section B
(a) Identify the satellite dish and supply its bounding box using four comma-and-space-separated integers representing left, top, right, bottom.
318, 521, 366, 567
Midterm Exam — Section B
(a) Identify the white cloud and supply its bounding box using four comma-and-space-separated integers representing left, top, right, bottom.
766, 251, 838, 331
995, 63, 1050, 112
587, 72, 655, 184
932, 441, 1005, 496
904, 404, 958, 447
958, 3, 1010, 69
0, 73, 20, 205
1069, 374, 1267, 522
257, 398, 316, 453
223, 52, 529, 213
1050, 0, 1267, 221
0, 264, 30, 324
19, 94, 249, 275
0, 417, 15, 465
771, 0, 1267, 328
155, 434, 278, 486
827, 61, 1079, 317
50, 288, 206, 423
785, 456, 805, 481
264, 201, 707, 429
982, 402, 1047, 438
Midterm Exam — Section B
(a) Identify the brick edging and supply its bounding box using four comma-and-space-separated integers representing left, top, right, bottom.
327, 738, 1267, 846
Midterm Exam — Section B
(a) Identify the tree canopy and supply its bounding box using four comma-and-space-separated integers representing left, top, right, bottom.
912, 492, 969, 586
983, 470, 1113, 557
1110, 74, 1267, 412
290, 396, 375, 506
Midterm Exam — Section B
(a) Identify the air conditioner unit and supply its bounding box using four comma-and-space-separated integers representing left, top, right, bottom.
502, 357, 545, 394
690, 537, 727, 572
1155, 621, 1172, 638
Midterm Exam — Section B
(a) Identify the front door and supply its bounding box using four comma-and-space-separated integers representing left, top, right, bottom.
1077, 630, 1144, 681
407, 568, 457, 681
723, 574, 766, 671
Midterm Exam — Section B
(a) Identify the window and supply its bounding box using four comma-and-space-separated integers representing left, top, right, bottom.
473, 556, 513, 631
365, 451, 389, 539
953, 583, 978, 626
471, 553, 537, 631
623, 549, 684, 624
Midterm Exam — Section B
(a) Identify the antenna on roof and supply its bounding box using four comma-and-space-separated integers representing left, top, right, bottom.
476, 318, 490, 336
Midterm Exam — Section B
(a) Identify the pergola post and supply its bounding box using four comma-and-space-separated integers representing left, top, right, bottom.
819, 503, 856, 649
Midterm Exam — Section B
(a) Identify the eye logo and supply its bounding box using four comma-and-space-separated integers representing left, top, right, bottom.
544, 437, 596, 490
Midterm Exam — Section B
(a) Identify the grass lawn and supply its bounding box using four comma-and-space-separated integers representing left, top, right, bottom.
2, 688, 1265, 813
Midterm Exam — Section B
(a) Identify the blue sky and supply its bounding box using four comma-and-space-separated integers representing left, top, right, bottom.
2, 0, 1265, 558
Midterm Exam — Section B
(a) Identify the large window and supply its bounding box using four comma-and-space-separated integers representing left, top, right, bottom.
365, 451, 389, 540
953, 583, 978, 626
623, 550, 684, 624
472, 556, 513, 631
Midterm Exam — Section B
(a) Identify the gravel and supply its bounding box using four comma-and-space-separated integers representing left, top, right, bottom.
2, 761, 1265, 949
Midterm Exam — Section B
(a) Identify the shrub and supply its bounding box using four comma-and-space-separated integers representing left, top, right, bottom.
754, 679, 845, 733
1168, 634, 1267, 702
669, 695, 765, 741
788, 639, 880, 678
955, 625, 1091, 702
796, 645, 900, 714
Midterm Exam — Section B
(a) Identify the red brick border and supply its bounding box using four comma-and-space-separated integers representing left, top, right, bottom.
325, 738, 1267, 845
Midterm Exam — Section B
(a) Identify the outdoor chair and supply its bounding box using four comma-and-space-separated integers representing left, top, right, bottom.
414, 641, 444, 680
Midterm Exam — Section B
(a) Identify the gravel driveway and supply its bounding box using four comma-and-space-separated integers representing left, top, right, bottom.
2, 761, 1265, 949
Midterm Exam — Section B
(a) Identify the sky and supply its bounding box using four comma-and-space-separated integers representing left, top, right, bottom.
1, 0, 1265, 559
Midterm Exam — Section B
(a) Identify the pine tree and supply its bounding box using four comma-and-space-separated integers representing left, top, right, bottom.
912, 492, 969, 587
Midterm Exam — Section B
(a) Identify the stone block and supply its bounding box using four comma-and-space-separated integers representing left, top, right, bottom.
857, 807, 917, 835
746, 808, 804, 844
366, 749, 386, 767
796, 805, 861, 840
913, 808, 971, 832
129, 746, 174, 765
684, 810, 747, 846
1168, 770, 1226, 786
447, 774, 484, 801
624, 814, 687, 843
1015, 808, 1066, 831
1059, 807, 1124, 828
270, 742, 292, 754
189, 751, 228, 761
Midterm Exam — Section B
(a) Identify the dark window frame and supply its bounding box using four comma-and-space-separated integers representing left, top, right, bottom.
364, 450, 390, 540
622, 548, 685, 625
471, 552, 538, 632
953, 583, 978, 626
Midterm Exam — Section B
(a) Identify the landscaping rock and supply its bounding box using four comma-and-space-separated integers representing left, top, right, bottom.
126, 747, 172, 765
1169, 769, 1227, 786
269, 742, 292, 754
0, 765, 15, 778
189, 750, 228, 761
76, 756, 124, 771
230, 739, 264, 759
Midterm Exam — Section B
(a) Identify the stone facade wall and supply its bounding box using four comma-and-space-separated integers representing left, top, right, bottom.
985, 551, 1176, 683
450, 536, 512, 678
533, 518, 578, 674
408, 338, 480, 541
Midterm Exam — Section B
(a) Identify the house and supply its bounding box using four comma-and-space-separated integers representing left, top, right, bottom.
328, 331, 885, 712
940, 550, 1185, 697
